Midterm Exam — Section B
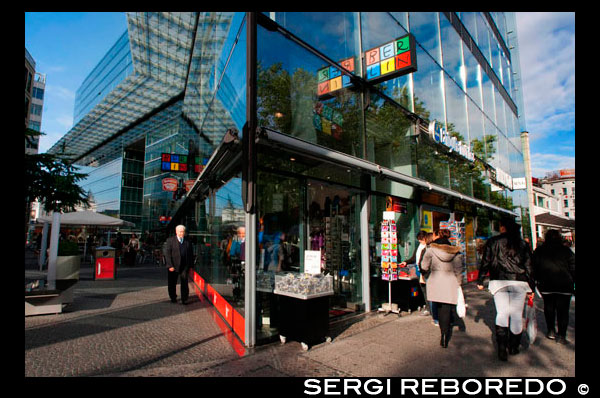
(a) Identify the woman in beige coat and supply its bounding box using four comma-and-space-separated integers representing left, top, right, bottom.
420, 229, 464, 348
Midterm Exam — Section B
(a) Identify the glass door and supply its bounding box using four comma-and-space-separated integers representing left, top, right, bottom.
307, 180, 362, 315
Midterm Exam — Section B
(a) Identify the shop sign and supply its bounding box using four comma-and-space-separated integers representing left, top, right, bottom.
493, 167, 513, 190
428, 120, 475, 162
161, 153, 208, 174
304, 250, 321, 275
162, 178, 178, 192
364, 33, 417, 84
386, 196, 407, 213
512, 177, 527, 190
559, 169, 575, 178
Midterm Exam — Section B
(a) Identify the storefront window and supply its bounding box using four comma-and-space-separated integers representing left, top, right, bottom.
365, 92, 415, 176
193, 175, 245, 314
416, 138, 450, 189
257, 24, 364, 159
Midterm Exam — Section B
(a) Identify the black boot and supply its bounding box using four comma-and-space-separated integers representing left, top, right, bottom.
508, 331, 522, 355
495, 326, 508, 361
440, 333, 448, 348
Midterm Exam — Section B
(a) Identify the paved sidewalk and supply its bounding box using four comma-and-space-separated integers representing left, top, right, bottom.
25, 250, 575, 378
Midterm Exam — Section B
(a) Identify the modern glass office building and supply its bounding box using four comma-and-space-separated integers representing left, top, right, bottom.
48, 12, 529, 347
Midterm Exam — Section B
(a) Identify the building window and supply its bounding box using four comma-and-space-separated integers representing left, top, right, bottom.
32, 86, 45, 100
562, 187, 567, 195
537, 196, 544, 207
563, 199, 568, 208
30, 103, 42, 116
565, 212, 569, 217
550, 189, 554, 195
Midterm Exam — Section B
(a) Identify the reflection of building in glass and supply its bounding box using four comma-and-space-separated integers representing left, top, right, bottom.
46, 12, 532, 349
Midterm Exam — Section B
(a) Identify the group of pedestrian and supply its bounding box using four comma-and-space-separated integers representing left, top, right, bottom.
160, 218, 575, 362
406, 217, 574, 360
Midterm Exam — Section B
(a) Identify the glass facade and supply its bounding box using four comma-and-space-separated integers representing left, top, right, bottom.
48, 12, 528, 348
73, 31, 133, 125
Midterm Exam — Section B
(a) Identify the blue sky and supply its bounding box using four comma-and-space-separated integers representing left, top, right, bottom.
25, 12, 575, 179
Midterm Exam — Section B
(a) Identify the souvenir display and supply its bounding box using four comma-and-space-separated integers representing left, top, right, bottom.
274, 272, 333, 300
380, 219, 399, 280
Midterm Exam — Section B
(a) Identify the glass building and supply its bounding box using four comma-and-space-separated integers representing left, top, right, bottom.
48, 12, 529, 347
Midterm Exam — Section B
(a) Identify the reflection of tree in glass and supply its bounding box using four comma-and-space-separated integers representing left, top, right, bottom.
257, 61, 362, 158
256, 62, 514, 211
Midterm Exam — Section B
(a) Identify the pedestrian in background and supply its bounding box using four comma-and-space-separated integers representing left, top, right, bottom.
164, 225, 195, 304
420, 229, 464, 348
477, 217, 534, 361
400, 231, 433, 316
532, 229, 575, 344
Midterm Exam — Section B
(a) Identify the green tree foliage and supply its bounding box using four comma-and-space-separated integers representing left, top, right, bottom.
24, 128, 89, 214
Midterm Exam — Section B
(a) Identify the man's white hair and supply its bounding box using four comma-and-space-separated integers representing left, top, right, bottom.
175, 225, 186, 231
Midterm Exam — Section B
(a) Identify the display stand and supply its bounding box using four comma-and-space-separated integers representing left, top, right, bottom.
378, 212, 401, 315
378, 278, 401, 315
274, 272, 333, 351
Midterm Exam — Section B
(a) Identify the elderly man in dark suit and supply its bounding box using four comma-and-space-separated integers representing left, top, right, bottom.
164, 225, 194, 304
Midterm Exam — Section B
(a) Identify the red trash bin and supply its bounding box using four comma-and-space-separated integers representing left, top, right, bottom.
95, 246, 117, 280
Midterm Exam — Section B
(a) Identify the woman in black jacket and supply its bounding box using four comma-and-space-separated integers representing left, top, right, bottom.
477, 217, 534, 361
532, 229, 575, 344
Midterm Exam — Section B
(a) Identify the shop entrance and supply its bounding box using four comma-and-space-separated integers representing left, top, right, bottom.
307, 180, 362, 315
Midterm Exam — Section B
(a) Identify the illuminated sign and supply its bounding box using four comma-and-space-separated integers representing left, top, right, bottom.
317, 57, 355, 99
428, 120, 475, 162
364, 34, 417, 84
161, 153, 208, 173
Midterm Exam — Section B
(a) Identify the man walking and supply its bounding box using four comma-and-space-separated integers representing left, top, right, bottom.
164, 225, 194, 304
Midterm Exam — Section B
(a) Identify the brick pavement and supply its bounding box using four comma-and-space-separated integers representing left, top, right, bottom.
25, 250, 575, 378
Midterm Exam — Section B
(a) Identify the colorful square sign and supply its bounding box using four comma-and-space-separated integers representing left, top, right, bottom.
364, 33, 417, 85
317, 56, 355, 99
161, 153, 207, 173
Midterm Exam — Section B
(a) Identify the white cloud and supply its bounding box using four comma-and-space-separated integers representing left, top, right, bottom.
516, 12, 575, 137
530, 152, 575, 178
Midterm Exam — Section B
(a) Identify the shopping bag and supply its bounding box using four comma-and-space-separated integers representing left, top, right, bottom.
456, 286, 466, 318
525, 295, 537, 343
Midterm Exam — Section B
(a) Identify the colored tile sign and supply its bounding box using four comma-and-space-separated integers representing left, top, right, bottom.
161, 153, 208, 173
364, 34, 417, 84
317, 57, 355, 99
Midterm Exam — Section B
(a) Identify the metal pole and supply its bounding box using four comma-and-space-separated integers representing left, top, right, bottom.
47, 212, 61, 289
360, 193, 371, 312
39, 222, 49, 271
244, 12, 258, 348
521, 131, 537, 248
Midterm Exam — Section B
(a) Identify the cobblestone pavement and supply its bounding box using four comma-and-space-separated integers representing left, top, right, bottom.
25, 250, 575, 378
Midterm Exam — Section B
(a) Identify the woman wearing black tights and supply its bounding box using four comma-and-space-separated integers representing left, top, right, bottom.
532, 229, 575, 344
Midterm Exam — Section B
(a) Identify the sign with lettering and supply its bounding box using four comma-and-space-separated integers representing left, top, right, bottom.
364, 34, 417, 84
317, 57, 356, 99
428, 120, 475, 162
